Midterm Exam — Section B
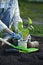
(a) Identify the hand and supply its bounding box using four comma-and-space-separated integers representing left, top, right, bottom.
10, 32, 21, 40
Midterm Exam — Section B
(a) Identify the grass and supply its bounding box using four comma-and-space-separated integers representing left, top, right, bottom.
30, 24, 43, 36
18, 1, 43, 36
19, 0, 43, 22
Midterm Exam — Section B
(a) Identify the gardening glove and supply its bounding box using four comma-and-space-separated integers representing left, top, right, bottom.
10, 32, 21, 40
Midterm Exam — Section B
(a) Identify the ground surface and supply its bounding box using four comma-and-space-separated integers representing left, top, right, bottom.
0, 36, 43, 65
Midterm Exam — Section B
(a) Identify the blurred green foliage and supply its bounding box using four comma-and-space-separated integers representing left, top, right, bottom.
23, 21, 43, 36
19, 0, 43, 21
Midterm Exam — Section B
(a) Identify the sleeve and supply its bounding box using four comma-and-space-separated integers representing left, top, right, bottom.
0, 20, 7, 31
13, 0, 22, 30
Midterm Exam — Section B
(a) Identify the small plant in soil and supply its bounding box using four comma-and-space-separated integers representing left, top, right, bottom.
18, 21, 30, 48
18, 18, 34, 40
18, 21, 29, 40
18, 18, 34, 48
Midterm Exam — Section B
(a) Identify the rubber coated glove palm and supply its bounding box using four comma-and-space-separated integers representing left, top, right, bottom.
10, 32, 21, 40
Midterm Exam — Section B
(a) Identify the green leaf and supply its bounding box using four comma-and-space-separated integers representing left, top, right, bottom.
18, 21, 29, 37
28, 17, 32, 24
21, 28, 29, 36
18, 21, 23, 31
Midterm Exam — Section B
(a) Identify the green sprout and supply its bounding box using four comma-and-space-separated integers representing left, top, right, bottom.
18, 21, 29, 37
21, 28, 29, 37
18, 18, 34, 37
18, 21, 23, 31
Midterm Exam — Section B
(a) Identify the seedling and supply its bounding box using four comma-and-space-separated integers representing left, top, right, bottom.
18, 18, 34, 39
18, 21, 29, 40
18, 20, 34, 48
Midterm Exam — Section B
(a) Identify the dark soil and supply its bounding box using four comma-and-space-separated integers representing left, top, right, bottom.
0, 36, 43, 65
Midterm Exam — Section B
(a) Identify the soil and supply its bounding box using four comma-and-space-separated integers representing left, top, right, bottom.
0, 36, 43, 65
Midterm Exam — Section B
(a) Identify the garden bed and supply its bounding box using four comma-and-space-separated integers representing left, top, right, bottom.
0, 36, 43, 65
31, 34, 43, 44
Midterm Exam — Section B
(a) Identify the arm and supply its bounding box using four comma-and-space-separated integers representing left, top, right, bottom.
9, 0, 23, 31
4, 26, 21, 40
0, 20, 21, 39
4, 27, 21, 40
